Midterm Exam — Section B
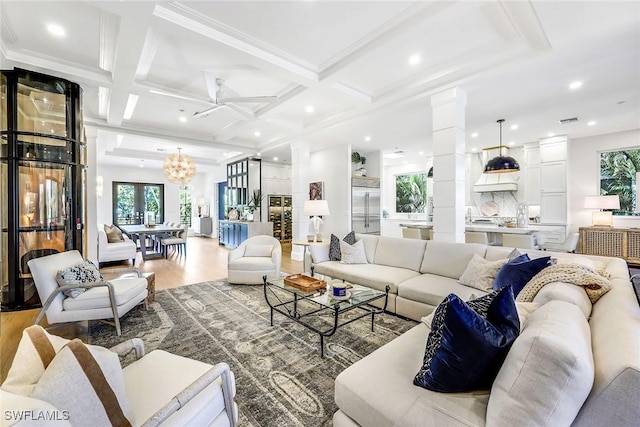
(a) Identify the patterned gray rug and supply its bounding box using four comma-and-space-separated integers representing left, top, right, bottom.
89, 280, 416, 426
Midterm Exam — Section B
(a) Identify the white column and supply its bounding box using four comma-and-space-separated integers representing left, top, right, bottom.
85, 126, 98, 263
290, 141, 310, 261
431, 88, 466, 243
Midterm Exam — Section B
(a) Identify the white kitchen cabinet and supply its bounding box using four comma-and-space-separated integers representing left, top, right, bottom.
539, 139, 567, 162
522, 143, 541, 204
540, 161, 567, 193
540, 193, 567, 224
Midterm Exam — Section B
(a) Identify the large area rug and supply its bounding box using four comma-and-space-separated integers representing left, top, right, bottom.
89, 280, 416, 426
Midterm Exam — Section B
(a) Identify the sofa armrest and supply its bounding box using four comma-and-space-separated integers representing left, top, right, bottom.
228, 246, 246, 263
100, 266, 143, 277
140, 362, 236, 427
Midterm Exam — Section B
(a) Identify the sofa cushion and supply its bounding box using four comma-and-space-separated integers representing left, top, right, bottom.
458, 254, 507, 292
340, 240, 367, 264
104, 224, 124, 243
414, 287, 519, 392
355, 234, 379, 264
0, 389, 72, 426
244, 244, 273, 257
313, 262, 419, 294
335, 324, 489, 427
420, 241, 487, 278
56, 260, 103, 298
62, 277, 147, 311
487, 300, 594, 427
309, 242, 330, 264
532, 281, 592, 318
373, 237, 426, 272
397, 274, 484, 307
493, 254, 551, 295
31, 339, 134, 427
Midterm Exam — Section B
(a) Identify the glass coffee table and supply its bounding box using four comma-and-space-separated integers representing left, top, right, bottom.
263, 269, 389, 357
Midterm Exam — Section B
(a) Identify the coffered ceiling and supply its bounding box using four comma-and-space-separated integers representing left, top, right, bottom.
1, 1, 638, 169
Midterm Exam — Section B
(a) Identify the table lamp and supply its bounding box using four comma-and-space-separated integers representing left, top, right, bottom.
303, 200, 330, 241
584, 195, 620, 226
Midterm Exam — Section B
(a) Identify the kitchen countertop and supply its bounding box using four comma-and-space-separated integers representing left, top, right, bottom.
399, 222, 558, 234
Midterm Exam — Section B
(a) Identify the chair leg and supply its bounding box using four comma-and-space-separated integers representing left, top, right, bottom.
114, 316, 122, 336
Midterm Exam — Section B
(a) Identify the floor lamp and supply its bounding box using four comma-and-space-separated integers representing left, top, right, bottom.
304, 200, 330, 242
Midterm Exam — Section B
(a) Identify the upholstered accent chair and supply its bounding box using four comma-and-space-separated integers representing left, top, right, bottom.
160, 223, 189, 257
28, 250, 148, 335
98, 224, 137, 266
1, 325, 238, 427
228, 235, 281, 284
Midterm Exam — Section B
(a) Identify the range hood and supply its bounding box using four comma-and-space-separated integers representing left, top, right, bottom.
473, 146, 519, 192
473, 172, 519, 192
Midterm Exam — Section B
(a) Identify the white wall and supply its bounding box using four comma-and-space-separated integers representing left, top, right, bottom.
568, 128, 640, 232
96, 165, 225, 232
310, 145, 351, 237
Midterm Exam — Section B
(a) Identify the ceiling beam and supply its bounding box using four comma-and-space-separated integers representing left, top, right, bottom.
105, 148, 221, 166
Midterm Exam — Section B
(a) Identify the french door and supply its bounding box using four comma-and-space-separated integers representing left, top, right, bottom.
112, 182, 164, 225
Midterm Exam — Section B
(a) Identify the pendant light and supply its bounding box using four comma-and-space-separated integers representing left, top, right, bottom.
484, 119, 520, 173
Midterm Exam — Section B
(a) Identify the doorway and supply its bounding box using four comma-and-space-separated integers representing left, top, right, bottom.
112, 182, 164, 225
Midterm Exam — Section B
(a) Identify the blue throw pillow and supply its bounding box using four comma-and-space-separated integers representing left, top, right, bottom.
413, 287, 520, 392
493, 254, 551, 295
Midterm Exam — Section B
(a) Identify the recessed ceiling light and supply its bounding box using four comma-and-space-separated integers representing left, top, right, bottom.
364, 136, 371, 142
139, 160, 144, 168
179, 117, 187, 123
471, 147, 477, 152
305, 105, 314, 113
256, 152, 261, 156
510, 124, 519, 130
254, 131, 261, 137
471, 132, 478, 138
509, 141, 515, 146
409, 54, 421, 65
47, 23, 65, 37
569, 81, 583, 90
587, 121, 597, 126
547, 132, 556, 137
419, 151, 424, 155
273, 156, 278, 161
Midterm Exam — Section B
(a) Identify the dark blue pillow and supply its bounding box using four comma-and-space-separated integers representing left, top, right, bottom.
493, 254, 551, 295
413, 286, 520, 392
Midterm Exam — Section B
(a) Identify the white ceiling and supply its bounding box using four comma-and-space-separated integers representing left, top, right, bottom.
1, 1, 638, 169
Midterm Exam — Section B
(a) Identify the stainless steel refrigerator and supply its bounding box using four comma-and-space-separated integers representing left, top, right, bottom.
352, 177, 381, 235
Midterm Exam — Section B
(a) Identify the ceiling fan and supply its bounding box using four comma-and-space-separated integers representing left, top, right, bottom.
192, 72, 278, 119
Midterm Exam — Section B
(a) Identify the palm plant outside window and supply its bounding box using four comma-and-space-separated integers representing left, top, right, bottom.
396, 173, 427, 213
600, 149, 640, 215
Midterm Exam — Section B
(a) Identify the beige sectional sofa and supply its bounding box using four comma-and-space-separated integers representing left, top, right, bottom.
306, 234, 640, 427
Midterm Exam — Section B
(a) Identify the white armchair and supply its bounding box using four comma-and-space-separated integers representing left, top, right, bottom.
28, 250, 148, 336
228, 235, 281, 284
98, 224, 137, 266
1, 326, 237, 427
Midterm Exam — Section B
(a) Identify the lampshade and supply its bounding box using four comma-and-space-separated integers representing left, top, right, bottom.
584, 195, 620, 209
303, 200, 330, 216
484, 119, 520, 174
163, 148, 196, 184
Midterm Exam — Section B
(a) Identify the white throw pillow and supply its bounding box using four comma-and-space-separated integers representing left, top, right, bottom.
340, 240, 368, 264
31, 339, 134, 427
244, 244, 273, 257
458, 253, 507, 291
487, 301, 594, 427
309, 243, 330, 264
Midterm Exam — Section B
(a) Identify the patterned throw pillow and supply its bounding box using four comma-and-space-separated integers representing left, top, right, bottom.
329, 231, 356, 261
104, 225, 124, 243
414, 287, 520, 392
340, 239, 368, 264
56, 260, 103, 298
458, 253, 508, 291
31, 339, 135, 427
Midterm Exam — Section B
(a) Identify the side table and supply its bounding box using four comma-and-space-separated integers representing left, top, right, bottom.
143, 272, 156, 303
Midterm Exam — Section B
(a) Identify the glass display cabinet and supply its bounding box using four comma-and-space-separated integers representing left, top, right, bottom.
1, 68, 85, 310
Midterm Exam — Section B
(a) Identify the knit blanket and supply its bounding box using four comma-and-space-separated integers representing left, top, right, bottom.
516, 262, 612, 304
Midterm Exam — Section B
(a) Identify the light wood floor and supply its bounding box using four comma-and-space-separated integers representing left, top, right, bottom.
0, 237, 302, 382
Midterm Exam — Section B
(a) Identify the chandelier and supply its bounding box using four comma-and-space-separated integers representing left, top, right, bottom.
163, 148, 196, 184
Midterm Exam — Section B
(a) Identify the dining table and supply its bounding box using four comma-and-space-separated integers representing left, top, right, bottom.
118, 224, 185, 259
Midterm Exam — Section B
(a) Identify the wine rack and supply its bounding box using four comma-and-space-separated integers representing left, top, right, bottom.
268, 195, 292, 242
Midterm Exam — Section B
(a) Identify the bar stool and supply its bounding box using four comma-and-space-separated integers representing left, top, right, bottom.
465, 231, 489, 245
402, 228, 422, 239
502, 234, 537, 249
